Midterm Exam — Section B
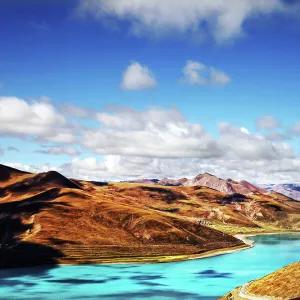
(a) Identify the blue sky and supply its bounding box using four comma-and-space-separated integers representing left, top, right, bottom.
1, 0, 300, 183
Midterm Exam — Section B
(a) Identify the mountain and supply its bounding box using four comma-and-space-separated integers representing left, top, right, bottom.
0, 163, 243, 267
183, 173, 265, 195
0, 169, 82, 199
220, 262, 300, 299
262, 183, 300, 201
0, 163, 30, 182
126, 173, 265, 195
0, 163, 299, 268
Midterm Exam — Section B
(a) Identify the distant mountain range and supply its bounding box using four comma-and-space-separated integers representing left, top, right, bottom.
125, 172, 266, 195
126, 174, 300, 201
261, 184, 300, 201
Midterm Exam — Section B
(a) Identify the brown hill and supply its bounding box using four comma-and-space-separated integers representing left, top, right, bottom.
0, 164, 299, 268
220, 262, 300, 299
0, 163, 30, 182
0, 169, 81, 202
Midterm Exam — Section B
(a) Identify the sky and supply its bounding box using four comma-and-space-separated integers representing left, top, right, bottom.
0, 0, 300, 183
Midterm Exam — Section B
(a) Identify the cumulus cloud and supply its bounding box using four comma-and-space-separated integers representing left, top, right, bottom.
256, 115, 280, 130
96, 106, 184, 130
2, 97, 300, 184
76, 0, 299, 42
0, 96, 76, 143
4, 162, 58, 174
218, 122, 294, 161
181, 60, 230, 86
36, 146, 81, 156
83, 106, 222, 158
120, 62, 157, 90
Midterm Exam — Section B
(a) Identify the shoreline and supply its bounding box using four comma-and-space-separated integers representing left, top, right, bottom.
234, 231, 300, 247
2, 231, 299, 269
56, 231, 300, 266
56, 244, 250, 266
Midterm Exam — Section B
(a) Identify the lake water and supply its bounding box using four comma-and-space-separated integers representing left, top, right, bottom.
0, 234, 299, 300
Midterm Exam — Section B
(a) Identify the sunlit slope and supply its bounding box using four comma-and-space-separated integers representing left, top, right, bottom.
0, 164, 243, 267
220, 262, 300, 299
0, 163, 299, 267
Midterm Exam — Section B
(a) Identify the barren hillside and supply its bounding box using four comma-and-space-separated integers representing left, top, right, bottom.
0, 164, 299, 268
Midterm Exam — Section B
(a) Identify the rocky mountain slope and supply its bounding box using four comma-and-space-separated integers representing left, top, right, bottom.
183, 173, 265, 194
0, 163, 299, 268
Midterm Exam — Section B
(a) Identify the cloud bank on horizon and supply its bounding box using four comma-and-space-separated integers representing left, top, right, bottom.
1, 96, 300, 184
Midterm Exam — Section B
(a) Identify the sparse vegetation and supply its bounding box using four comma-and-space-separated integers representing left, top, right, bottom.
220, 263, 300, 299
247, 262, 300, 298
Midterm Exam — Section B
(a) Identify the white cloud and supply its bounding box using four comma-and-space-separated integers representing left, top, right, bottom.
210, 68, 231, 85
6, 154, 300, 184
4, 162, 58, 174
120, 61, 157, 90
219, 122, 294, 161
0, 148, 3, 156
256, 115, 280, 130
83, 106, 221, 158
44, 132, 76, 144
181, 60, 230, 86
36, 147, 81, 156
96, 106, 184, 130
76, 0, 299, 42
0, 96, 75, 143
2, 98, 300, 184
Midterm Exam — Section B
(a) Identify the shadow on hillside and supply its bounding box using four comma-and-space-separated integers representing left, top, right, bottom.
0, 190, 66, 268
140, 186, 187, 204
220, 193, 248, 204
0, 242, 64, 268
89, 181, 109, 187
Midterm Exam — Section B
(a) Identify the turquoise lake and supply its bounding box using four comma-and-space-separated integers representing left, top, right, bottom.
0, 233, 299, 300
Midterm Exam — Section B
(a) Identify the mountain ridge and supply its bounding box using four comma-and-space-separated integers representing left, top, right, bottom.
126, 172, 265, 195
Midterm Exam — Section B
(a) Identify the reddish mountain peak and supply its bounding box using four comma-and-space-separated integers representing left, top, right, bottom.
184, 172, 266, 195
239, 180, 265, 192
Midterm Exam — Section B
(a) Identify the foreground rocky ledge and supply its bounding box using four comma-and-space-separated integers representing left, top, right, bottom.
219, 262, 300, 300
